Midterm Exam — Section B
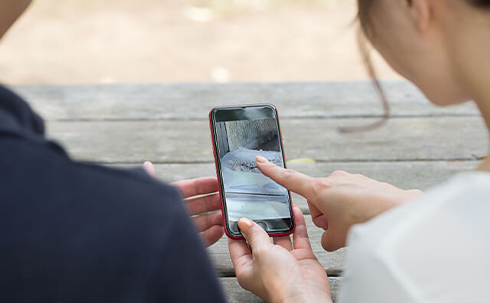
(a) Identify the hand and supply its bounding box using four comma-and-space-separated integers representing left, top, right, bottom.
255, 156, 422, 252
143, 161, 224, 246
229, 207, 331, 303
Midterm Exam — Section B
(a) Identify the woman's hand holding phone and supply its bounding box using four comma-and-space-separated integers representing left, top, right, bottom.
143, 161, 224, 246
255, 156, 423, 251
228, 207, 332, 303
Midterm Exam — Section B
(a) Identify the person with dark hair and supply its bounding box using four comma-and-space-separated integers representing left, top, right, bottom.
0, 1, 226, 302
229, 1, 490, 302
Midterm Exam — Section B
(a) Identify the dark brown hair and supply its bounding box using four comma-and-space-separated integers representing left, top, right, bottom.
468, 0, 490, 7
341, 0, 490, 134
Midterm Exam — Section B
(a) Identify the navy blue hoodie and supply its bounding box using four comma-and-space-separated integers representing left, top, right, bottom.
0, 85, 226, 303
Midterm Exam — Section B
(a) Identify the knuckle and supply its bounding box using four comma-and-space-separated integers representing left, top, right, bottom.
282, 169, 297, 180
312, 178, 329, 191
330, 170, 349, 177
250, 243, 268, 257
310, 178, 330, 200
407, 189, 423, 198
254, 247, 267, 257
247, 230, 261, 245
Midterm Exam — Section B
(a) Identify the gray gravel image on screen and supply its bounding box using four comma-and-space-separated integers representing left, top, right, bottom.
216, 118, 290, 221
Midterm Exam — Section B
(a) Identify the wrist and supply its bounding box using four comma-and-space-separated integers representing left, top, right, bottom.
270, 285, 332, 303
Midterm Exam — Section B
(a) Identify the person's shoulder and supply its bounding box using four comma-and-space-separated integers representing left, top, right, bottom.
350, 171, 490, 245
65, 160, 186, 221
72, 160, 177, 197
1, 135, 187, 229
1, 127, 186, 225
345, 170, 490, 266
343, 171, 490, 302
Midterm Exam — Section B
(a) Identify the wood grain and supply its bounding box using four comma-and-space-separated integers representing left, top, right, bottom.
14, 81, 479, 121
220, 277, 342, 303
16, 81, 486, 303
45, 117, 487, 164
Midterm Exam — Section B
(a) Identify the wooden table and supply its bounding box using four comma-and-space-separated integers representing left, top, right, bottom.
13, 81, 487, 302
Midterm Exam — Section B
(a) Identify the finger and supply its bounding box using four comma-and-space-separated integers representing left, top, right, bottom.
291, 207, 313, 251
192, 211, 223, 232
172, 177, 219, 198
238, 218, 273, 252
143, 161, 156, 178
273, 235, 293, 251
308, 201, 328, 230
201, 225, 224, 247
256, 156, 315, 199
185, 193, 222, 216
228, 238, 252, 268
321, 229, 345, 252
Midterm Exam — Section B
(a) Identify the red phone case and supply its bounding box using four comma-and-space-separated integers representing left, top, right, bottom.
209, 104, 295, 239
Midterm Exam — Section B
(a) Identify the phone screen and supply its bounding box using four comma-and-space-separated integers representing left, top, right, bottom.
210, 104, 294, 238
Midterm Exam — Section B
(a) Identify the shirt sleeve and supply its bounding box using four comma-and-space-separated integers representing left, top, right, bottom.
336, 224, 415, 303
337, 173, 490, 303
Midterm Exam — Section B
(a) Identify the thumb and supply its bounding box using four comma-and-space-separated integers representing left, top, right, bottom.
256, 156, 315, 199
238, 218, 272, 251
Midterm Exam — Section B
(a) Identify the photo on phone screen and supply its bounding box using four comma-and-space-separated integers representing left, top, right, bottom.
210, 104, 294, 238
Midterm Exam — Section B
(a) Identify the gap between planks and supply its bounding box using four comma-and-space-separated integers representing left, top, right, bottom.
220, 277, 343, 303
96, 158, 483, 165
40, 112, 481, 122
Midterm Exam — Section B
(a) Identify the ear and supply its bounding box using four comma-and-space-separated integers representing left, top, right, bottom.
408, 0, 432, 33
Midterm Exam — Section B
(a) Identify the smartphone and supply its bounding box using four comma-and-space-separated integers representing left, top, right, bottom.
209, 104, 295, 239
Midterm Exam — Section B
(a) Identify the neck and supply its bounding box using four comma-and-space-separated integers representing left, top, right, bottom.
443, 4, 490, 172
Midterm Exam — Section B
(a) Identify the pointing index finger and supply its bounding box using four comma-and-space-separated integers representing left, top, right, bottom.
256, 156, 315, 199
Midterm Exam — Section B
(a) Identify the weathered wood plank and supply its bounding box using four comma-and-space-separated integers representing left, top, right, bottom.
209, 214, 346, 277
111, 161, 477, 276
111, 160, 478, 214
46, 117, 487, 163
145, 161, 478, 190
14, 81, 479, 121
220, 277, 342, 303
106, 160, 473, 279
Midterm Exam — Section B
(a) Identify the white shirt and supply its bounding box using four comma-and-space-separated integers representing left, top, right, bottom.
338, 172, 490, 303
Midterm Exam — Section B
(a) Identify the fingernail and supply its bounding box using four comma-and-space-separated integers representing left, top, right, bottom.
238, 218, 254, 232
256, 156, 268, 163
